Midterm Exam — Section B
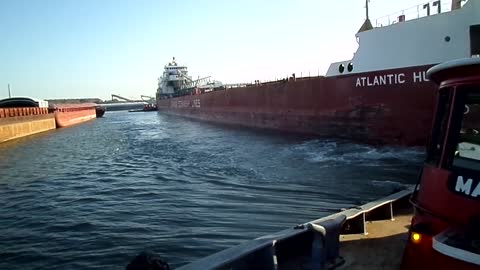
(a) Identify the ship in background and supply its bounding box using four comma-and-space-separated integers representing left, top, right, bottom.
49, 103, 97, 128
157, 57, 223, 98
0, 97, 56, 143
157, 0, 480, 146
0, 97, 100, 144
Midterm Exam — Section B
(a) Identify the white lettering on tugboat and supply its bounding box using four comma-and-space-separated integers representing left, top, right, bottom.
355, 71, 429, 87
455, 176, 480, 198
170, 99, 201, 108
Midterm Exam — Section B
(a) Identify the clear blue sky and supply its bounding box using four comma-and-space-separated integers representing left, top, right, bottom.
0, 0, 438, 100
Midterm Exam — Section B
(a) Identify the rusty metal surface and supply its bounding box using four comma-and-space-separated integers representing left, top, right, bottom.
158, 65, 437, 146
54, 108, 97, 128
0, 107, 49, 119
338, 210, 412, 270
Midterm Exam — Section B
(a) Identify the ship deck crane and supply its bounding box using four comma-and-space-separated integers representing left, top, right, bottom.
111, 94, 133, 102
140, 95, 154, 101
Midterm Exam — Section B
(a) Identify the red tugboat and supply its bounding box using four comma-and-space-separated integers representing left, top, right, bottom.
128, 103, 158, 113
401, 58, 480, 269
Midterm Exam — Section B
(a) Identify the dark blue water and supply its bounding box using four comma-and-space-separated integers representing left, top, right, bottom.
0, 112, 423, 269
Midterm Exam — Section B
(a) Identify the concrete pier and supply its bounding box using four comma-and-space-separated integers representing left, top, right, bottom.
0, 114, 56, 143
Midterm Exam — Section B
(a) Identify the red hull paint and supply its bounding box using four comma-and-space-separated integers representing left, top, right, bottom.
157, 65, 436, 146
54, 108, 96, 128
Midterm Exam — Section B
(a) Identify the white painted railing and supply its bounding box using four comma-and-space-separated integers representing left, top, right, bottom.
374, 0, 461, 27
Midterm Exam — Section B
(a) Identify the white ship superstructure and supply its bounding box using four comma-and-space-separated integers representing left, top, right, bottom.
157, 57, 192, 98
157, 57, 224, 99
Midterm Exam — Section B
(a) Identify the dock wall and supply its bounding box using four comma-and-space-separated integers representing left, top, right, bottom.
0, 108, 56, 143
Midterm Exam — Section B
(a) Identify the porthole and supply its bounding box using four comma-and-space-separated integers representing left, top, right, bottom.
445, 36, 451, 42
339, 64, 345, 73
347, 63, 354, 72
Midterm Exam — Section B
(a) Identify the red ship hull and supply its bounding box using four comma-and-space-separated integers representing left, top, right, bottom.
157, 65, 437, 145
52, 106, 97, 128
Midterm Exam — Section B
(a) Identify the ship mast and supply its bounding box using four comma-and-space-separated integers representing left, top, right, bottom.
365, 0, 369, 19
8, 84, 11, 98
358, 0, 373, 33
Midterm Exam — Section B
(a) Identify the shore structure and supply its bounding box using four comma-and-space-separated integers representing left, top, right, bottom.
0, 97, 101, 144
0, 97, 56, 143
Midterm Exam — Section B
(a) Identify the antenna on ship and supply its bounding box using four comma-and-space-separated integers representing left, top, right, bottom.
7, 84, 11, 98
365, 0, 369, 19
358, 0, 373, 33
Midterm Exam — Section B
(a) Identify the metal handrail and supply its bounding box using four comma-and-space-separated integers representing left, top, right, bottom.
177, 186, 413, 270
374, 0, 456, 27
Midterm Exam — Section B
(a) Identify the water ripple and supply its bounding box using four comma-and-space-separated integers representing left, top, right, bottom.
0, 112, 423, 269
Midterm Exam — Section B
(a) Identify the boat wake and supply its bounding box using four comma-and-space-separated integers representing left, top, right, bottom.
291, 139, 424, 165
370, 179, 412, 190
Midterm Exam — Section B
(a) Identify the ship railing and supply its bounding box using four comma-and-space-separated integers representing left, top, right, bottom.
176, 186, 413, 270
374, 0, 458, 28
0, 107, 50, 119
166, 73, 325, 98
224, 74, 325, 90
225, 83, 251, 89
168, 73, 326, 97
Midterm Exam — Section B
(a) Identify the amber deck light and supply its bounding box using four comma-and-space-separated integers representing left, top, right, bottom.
411, 232, 422, 244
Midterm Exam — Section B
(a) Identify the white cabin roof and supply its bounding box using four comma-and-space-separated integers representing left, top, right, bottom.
326, 0, 480, 76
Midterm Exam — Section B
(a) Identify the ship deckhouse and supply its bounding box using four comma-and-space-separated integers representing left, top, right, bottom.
157, 57, 193, 97
327, 0, 480, 76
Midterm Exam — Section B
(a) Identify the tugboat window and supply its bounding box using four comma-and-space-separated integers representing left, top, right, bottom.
426, 89, 452, 165
339, 64, 345, 73
470, 25, 480, 56
452, 90, 480, 171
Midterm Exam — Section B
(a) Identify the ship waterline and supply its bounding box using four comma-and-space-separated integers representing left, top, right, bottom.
50, 103, 98, 128
157, 64, 436, 145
